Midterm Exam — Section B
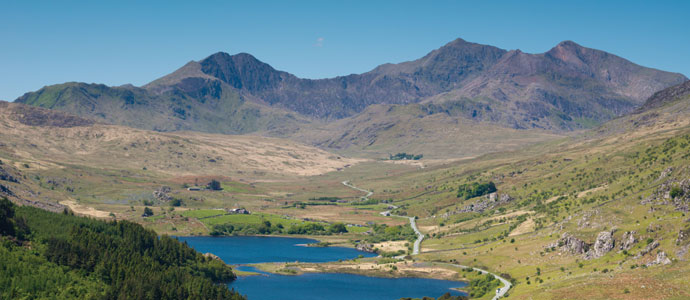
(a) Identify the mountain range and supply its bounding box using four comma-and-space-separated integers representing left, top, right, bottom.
14, 38, 687, 157
4, 36, 690, 300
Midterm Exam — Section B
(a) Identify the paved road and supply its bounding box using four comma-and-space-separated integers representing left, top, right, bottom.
342, 181, 423, 254
438, 263, 512, 300
407, 216, 424, 255
341, 180, 511, 298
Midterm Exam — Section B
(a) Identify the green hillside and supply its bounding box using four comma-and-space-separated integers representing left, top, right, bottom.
0, 198, 244, 299
16, 81, 309, 135
349, 82, 690, 299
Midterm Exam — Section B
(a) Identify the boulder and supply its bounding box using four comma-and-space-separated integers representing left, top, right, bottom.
355, 243, 375, 253
203, 252, 227, 264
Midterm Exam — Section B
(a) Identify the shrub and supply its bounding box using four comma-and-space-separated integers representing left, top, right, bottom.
670, 187, 684, 199
207, 179, 222, 191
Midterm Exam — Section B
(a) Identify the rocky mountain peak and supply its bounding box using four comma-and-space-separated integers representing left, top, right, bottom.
200, 52, 287, 92
544, 40, 593, 70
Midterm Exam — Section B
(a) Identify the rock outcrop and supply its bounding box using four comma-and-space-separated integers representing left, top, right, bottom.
549, 230, 619, 259
678, 226, 690, 245
635, 240, 660, 259
549, 233, 590, 255
153, 186, 173, 202
203, 253, 227, 265
646, 251, 672, 266
0, 166, 20, 183
584, 230, 616, 260
619, 231, 637, 251
641, 179, 690, 212
657, 167, 674, 181
677, 226, 690, 259
355, 243, 375, 253
452, 193, 514, 214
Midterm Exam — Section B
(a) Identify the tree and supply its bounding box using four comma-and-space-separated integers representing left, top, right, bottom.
329, 223, 348, 234
208, 180, 222, 191
0, 197, 15, 236
143, 207, 154, 217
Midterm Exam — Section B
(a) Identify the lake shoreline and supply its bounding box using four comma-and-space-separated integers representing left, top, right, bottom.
248, 260, 469, 283
181, 235, 470, 299
177, 233, 358, 248
182, 235, 468, 283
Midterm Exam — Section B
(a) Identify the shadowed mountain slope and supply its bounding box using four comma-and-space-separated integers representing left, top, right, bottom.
14, 38, 686, 158
422, 41, 687, 130
590, 80, 690, 137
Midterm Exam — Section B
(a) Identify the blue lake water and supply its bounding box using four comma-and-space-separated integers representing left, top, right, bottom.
178, 236, 467, 300
177, 236, 375, 264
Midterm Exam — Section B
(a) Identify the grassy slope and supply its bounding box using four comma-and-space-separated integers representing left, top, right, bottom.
348, 93, 690, 299
4, 86, 690, 299
285, 103, 563, 159
15, 82, 311, 135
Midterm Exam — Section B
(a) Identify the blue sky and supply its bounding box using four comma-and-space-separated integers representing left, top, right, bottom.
1, 0, 689, 101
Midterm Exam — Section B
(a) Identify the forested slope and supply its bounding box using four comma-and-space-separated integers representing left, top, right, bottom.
0, 198, 245, 300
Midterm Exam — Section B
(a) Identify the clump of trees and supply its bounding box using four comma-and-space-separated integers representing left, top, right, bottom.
207, 179, 222, 191
457, 181, 497, 199
142, 207, 154, 217
466, 273, 500, 298
210, 221, 348, 236
169, 198, 184, 207
352, 198, 380, 205
364, 223, 417, 243
287, 223, 328, 234
389, 153, 423, 160
0, 197, 22, 237
211, 221, 284, 235
308, 197, 341, 202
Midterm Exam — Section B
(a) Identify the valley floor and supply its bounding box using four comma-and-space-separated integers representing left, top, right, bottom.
4, 106, 690, 299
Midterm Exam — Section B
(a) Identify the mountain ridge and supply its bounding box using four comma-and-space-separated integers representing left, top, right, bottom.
14, 38, 687, 157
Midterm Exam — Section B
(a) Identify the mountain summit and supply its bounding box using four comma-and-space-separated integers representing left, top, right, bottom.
15, 38, 687, 137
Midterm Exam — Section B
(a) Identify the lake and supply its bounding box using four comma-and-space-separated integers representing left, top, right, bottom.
178, 236, 467, 300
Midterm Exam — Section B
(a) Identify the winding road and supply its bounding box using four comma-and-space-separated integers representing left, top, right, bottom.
342, 180, 512, 298
342, 181, 423, 254
407, 216, 424, 255
437, 263, 512, 300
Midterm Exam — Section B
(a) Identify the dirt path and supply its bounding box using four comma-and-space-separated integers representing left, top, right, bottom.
509, 218, 535, 236
60, 199, 111, 218
342, 181, 373, 200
